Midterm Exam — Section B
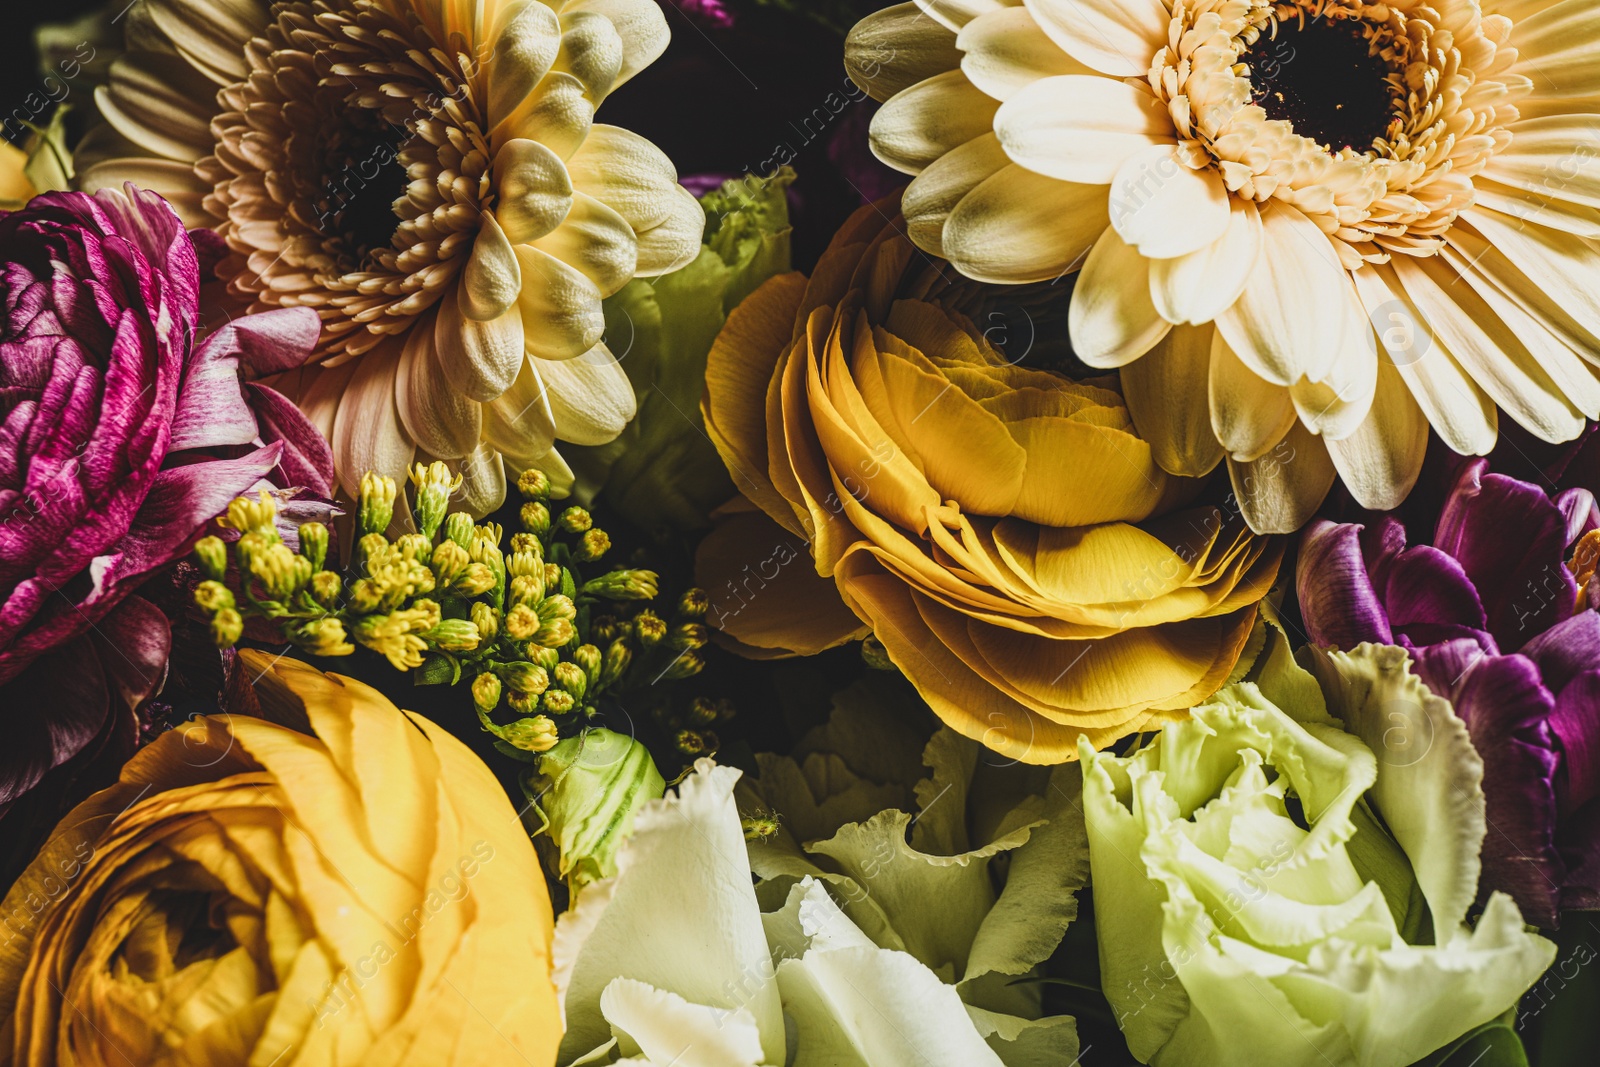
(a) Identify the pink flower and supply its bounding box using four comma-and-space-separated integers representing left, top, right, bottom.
0, 184, 328, 838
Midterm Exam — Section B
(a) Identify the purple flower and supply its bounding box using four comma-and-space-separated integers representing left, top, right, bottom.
0, 185, 329, 832
1298, 458, 1600, 927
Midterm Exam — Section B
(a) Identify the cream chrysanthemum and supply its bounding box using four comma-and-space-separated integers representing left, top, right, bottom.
81, 0, 704, 512
847, 0, 1600, 532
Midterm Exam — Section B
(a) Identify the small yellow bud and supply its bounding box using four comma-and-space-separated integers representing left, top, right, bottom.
538, 595, 576, 624
210, 608, 243, 647
443, 512, 476, 548
581, 569, 659, 601
193, 536, 228, 581
507, 549, 543, 579
520, 501, 551, 536
574, 528, 610, 562
533, 617, 577, 649
358, 472, 398, 535
516, 467, 551, 501
634, 611, 666, 648
667, 623, 708, 651
504, 603, 539, 640
427, 619, 481, 652
194, 580, 234, 613
310, 570, 342, 607
453, 562, 495, 596
557, 506, 592, 534
298, 522, 330, 571
431, 541, 470, 586
572, 644, 602, 684
541, 689, 576, 715
295, 617, 355, 657
552, 661, 587, 699
471, 602, 500, 641
223, 490, 279, 536
472, 672, 502, 712
662, 649, 704, 680
499, 715, 560, 753
675, 588, 710, 619
509, 574, 544, 608
507, 690, 539, 716
544, 563, 564, 591
502, 662, 550, 696
602, 639, 632, 685
509, 532, 541, 555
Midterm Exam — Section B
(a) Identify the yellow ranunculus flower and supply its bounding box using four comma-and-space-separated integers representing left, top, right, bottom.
0, 652, 560, 1066
700, 195, 1282, 763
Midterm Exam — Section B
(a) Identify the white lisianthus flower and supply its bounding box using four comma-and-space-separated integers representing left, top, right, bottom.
1081, 621, 1556, 1067
552, 759, 1021, 1066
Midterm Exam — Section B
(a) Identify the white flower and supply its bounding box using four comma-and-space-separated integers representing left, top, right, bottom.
552, 759, 1027, 1066
1081, 620, 1556, 1067
847, 0, 1600, 532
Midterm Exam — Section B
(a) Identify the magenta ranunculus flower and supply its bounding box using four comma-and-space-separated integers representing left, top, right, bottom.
0, 184, 329, 833
1298, 458, 1600, 928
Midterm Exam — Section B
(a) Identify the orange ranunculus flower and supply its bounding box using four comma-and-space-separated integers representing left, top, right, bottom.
700, 197, 1283, 763
0, 652, 559, 1066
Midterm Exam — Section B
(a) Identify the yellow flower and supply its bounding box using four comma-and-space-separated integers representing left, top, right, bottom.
0, 652, 560, 1066
83, 0, 705, 514
699, 201, 1282, 763
847, 0, 1600, 532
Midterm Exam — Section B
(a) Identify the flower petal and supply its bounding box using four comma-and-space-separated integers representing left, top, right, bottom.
398, 322, 483, 460
943, 164, 1108, 283
1227, 420, 1336, 535
870, 69, 1001, 176
541, 344, 637, 445
1068, 226, 1171, 367
1325, 354, 1428, 511
994, 74, 1172, 185
1297, 519, 1395, 649
1209, 327, 1295, 463
1022, 0, 1168, 77
1150, 198, 1261, 325
1109, 146, 1230, 260
846, 3, 962, 103
958, 6, 1090, 102
331, 346, 415, 498
1120, 324, 1225, 477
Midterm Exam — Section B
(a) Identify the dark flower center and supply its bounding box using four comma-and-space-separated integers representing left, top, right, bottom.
1245, 16, 1395, 153
309, 109, 410, 265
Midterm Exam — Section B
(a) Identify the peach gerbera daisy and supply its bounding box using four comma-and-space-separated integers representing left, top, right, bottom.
80, 0, 704, 512
847, 0, 1600, 532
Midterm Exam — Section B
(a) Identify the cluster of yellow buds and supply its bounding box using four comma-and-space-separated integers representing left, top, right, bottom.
196, 462, 717, 774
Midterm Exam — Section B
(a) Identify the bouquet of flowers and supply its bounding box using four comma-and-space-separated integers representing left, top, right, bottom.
0, 0, 1597, 1063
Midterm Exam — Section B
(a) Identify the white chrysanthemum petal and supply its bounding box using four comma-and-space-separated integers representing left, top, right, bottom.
332, 345, 416, 499
566, 124, 686, 234
1215, 203, 1352, 387
1108, 145, 1231, 259
1324, 356, 1429, 510
871, 69, 1000, 176
1505, 0, 1600, 118
1472, 177, 1600, 238
146, 0, 264, 84
485, 355, 559, 462
994, 74, 1173, 185
543, 344, 639, 445
957, 6, 1090, 102
448, 440, 509, 517
530, 191, 639, 295
1120, 324, 1225, 478
554, 10, 626, 103
1227, 422, 1337, 535
1393, 253, 1586, 444
95, 55, 216, 162
566, 0, 671, 91
912, 0, 1019, 34
1068, 226, 1171, 367
1351, 262, 1499, 457
1208, 328, 1296, 463
486, 1, 564, 129
1150, 198, 1262, 325
494, 71, 596, 158
435, 283, 527, 403
1022, 0, 1169, 77
845, 3, 962, 103
462, 210, 523, 322
1459, 207, 1600, 364
1484, 116, 1600, 208
943, 164, 1108, 283
398, 321, 483, 460
903, 133, 1011, 256
632, 184, 706, 277
494, 138, 576, 245
515, 245, 607, 361
78, 159, 211, 227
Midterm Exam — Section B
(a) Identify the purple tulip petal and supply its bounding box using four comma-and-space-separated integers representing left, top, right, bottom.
1299, 519, 1393, 649
89, 594, 171, 710
1435, 460, 1576, 651
1449, 653, 1565, 929
1408, 636, 1496, 703
1551, 668, 1600, 818
1380, 543, 1487, 634
1557, 488, 1600, 546
1521, 610, 1600, 698
227, 306, 321, 376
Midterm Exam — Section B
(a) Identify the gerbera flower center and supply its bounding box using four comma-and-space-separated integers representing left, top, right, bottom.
309, 110, 410, 266
1244, 16, 1395, 153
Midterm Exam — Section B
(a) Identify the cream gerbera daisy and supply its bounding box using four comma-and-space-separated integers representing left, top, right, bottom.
79, 0, 704, 513
847, 0, 1600, 533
